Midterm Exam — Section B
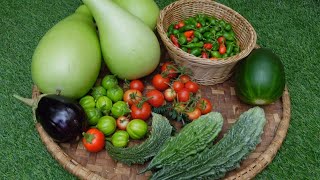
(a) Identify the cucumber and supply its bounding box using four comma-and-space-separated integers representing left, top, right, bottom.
143, 112, 223, 172
105, 113, 172, 165
150, 107, 266, 180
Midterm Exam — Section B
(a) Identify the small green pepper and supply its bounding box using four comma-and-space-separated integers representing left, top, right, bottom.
191, 37, 199, 43
212, 41, 220, 51
222, 53, 229, 58
91, 86, 107, 100
223, 32, 235, 41
181, 47, 188, 52
207, 17, 217, 25
178, 24, 196, 32
233, 45, 240, 53
190, 48, 202, 56
184, 17, 197, 26
203, 32, 214, 40
211, 51, 222, 58
214, 26, 221, 32
224, 23, 232, 31
215, 31, 223, 38
96, 96, 113, 115
178, 33, 188, 45
226, 43, 234, 55
79, 95, 96, 109
218, 19, 227, 27
173, 29, 180, 36
85, 107, 102, 126
198, 26, 210, 33
194, 31, 203, 39
182, 42, 204, 49
167, 24, 174, 34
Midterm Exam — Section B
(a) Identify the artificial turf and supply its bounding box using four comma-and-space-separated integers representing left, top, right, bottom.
1, 0, 319, 179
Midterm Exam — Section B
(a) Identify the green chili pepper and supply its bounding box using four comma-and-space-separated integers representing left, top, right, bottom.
182, 41, 204, 48
223, 32, 235, 41
194, 30, 203, 39
214, 26, 221, 32
224, 23, 232, 31
181, 47, 188, 52
179, 24, 196, 32
203, 32, 214, 40
173, 29, 180, 36
222, 53, 229, 58
233, 45, 240, 53
85, 108, 102, 126
198, 26, 210, 34
207, 17, 217, 25
219, 19, 227, 27
211, 51, 222, 58
195, 14, 206, 21
178, 33, 188, 45
190, 48, 202, 56
167, 24, 174, 34
210, 28, 216, 35
184, 17, 197, 26
212, 41, 220, 51
191, 37, 199, 43
96, 96, 113, 115
215, 31, 223, 38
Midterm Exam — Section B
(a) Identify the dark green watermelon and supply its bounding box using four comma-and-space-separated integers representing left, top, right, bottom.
234, 48, 286, 105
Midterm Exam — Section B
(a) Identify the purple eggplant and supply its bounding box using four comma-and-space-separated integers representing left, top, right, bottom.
13, 94, 88, 143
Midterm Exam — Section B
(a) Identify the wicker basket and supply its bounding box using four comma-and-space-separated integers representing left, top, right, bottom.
157, 0, 257, 85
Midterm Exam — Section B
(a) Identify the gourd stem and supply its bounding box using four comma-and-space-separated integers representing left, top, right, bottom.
13, 94, 35, 107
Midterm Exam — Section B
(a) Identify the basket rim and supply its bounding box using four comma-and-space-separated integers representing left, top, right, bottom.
32, 84, 291, 180
156, 0, 257, 65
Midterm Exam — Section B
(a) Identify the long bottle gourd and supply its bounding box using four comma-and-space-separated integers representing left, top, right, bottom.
150, 107, 267, 180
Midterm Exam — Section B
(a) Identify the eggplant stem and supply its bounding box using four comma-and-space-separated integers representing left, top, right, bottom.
13, 94, 35, 107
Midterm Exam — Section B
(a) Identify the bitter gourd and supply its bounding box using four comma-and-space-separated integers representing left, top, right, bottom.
150, 106, 266, 180
142, 112, 224, 172
105, 113, 172, 165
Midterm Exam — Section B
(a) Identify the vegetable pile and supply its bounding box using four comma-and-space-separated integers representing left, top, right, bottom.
167, 14, 240, 60
13, 0, 287, 179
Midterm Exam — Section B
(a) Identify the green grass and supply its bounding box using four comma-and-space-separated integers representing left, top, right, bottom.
1, 0, 319, 179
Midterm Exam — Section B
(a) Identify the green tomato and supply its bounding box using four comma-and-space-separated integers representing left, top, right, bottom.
96, 96, 113, 115
85, 107, 102, 125
96, 116, 116, 136
101, 75, 118, 90
91, 86, 107, 100
126, 119, 148, 140
79, 95, 96, 109
111, 101, 130, 118
111, 130, 129, 147
107, 85, 124, 102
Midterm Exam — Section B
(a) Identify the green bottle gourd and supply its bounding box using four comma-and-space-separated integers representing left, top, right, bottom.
82, 0, 161, 80
31, 5, 101, 99
112, 0, 160, 30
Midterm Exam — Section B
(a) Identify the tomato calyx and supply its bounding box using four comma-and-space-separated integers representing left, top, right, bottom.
82, 132, 95, 144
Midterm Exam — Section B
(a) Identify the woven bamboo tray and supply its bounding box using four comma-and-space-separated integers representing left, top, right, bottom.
31, 50, 291, 180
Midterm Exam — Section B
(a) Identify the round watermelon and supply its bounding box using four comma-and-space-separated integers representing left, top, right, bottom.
234, 48, 286, 105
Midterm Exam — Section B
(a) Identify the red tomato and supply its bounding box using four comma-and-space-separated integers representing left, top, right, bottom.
123, 89, 142, 106
116, 116, 130, 130
196, 98, 213, 114
131, 102, 152, 121
203, 43, 213, 50
217, 36, 226, 44
152, 74, 170, 91
129, 80, 144, 92
161, 62, 178, 79
179, 75, 191, 84
82, 128, 105, 153
185, 81, 199, 93
178, 21, 185, 28
201, 52, 208, 58
146, 89, 165, 107
219, 44, 227, 54
196, 22, 202, 28
177, 88, 190, 102
163, 88, 177, 102
172, 80, 184, 92
186, 108, 202, 120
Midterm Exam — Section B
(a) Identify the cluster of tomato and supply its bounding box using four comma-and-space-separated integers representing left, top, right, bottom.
124, 61, 213, 121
